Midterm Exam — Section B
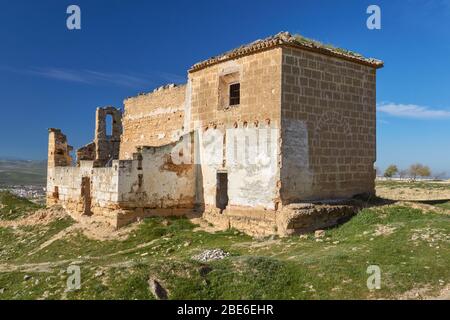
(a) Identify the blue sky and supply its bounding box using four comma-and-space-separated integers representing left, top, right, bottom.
0, 0, 449, 174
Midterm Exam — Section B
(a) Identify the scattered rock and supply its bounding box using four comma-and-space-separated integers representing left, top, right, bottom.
198, 265, 212, 277
192, 249, 230, 262
299, 234, 308, 240
148, 277, 168, 300
166, 247, 174, 254
94, 270, 104, 277
373, 224, 396, 236
183, 240, 192, 247
161, 219, 171, 226
23, 275, 32, 281
314, 230, 325, 238
0, 288, 5, 294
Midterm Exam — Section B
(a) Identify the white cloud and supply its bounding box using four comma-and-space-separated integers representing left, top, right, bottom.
27, 67, 151, 88
1, 66, 184, 89
377, 102, 450, 119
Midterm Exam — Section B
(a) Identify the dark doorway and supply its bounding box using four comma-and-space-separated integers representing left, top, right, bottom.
81, 177, 92, 216
216, 172, 228, 212
52, 186, 59, 200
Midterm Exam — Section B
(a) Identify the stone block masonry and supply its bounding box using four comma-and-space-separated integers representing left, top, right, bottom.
280, 47, 377, 202
120, 84, 186, 160
47, 31, 383, 236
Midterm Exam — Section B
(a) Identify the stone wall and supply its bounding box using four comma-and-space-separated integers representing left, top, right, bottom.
117, 133, 196, 210
48, 133, 197, 226
47, 128, 73, 168
120, 84, 186, 160
280, 47, 377, 202
188, 48, 283, 212
94, 107, 122, 166
46, 160, 120, 215
46, 41, 380, 235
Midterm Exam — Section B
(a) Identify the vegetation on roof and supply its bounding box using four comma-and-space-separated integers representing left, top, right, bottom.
291, 34, 364, 58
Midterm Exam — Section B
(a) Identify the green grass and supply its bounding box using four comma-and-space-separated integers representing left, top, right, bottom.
435, 201, 450, 210
0, 193, 449, 300
0, 191, 43, 220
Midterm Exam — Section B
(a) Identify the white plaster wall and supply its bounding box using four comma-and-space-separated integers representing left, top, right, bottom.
47, 161, 120, 207
117, 136, 196, 208
227, 127, 279, 209
197, 129, 223, 206
47, 161, 95, 202
197, 126, 279, 210
92, 165, 120, 206
280, 118, 313, 200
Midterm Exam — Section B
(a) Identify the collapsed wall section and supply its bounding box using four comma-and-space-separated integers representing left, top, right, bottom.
48, 132, 197, 227
117, 133, 196, 210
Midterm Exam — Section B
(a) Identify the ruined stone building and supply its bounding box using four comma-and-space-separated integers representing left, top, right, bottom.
47, 32, 383, 236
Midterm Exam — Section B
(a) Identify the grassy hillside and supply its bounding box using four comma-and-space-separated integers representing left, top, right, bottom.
0, 186, 448, 300
0, 159, 46, 186
0, 191, 42, 220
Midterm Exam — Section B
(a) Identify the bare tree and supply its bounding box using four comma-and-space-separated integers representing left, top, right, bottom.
409, 163, 431, 181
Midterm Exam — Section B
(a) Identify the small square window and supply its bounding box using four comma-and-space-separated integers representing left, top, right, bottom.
229, 83, 240, 106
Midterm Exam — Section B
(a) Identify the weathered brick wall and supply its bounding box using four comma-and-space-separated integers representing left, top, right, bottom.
280, 47, 377, 202
188, 49, 282, 131
120, 85, 186, 159
188, 48, 283, 210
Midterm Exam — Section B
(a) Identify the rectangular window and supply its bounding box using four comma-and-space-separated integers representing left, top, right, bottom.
229, 83, 240, 106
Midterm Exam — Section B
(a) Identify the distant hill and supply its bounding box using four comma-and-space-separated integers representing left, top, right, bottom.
0, 159, 47, 186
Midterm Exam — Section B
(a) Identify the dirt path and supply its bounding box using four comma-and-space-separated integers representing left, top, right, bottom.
0, 237, 161, 273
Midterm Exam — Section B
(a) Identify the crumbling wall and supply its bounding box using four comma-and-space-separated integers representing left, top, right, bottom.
47, 128, 73, 204
117, 133, 196, 210
280, 47, 377, 202
94, 107, 122, 166
46, 160, 120, 215
76, 142, 96, 164
47, 128, 73, 168
120, 84, 186, 160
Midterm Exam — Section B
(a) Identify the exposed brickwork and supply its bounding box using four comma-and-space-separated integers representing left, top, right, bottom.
47, 128, 73, 168
280, 47, 377, 202
94, 107, 122, 166
189, 49, 282, 131
120, 84, 186, 159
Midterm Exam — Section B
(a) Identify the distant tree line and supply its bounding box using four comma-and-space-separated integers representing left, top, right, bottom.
375, 163, 447, 182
